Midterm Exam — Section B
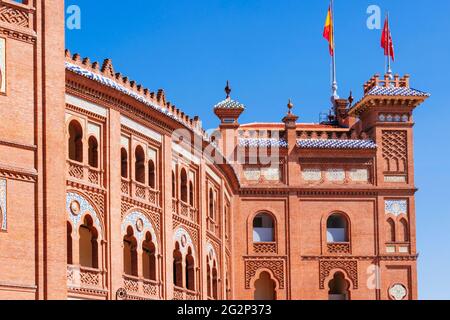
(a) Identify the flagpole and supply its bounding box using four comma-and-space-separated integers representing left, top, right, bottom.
386, 12, 393, 79
331, 0, 339, 102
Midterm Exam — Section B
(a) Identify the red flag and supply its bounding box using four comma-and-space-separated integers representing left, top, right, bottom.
323, 5, 334, 56
381, 16, 395, 61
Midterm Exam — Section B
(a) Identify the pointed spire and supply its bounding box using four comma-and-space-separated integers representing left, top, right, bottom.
225, 80, 231, 99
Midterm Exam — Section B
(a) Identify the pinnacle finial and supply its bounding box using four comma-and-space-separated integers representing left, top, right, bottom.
348, 91, 354, 106
287, 99, 294, 114
225, 80, 231, 99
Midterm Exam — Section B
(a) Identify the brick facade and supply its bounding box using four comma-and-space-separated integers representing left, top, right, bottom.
0, 0, 428, 300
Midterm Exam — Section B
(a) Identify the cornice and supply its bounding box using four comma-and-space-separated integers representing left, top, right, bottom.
0, 163, 37, 182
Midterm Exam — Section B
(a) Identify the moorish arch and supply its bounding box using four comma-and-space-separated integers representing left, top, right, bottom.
206, 242, 220, 299
66, 191, 105, 269
250, 268, 279, 301
173, 227, 197, 291
173, 227, 196, 257
66, 191, 104, 239
121, 210, 159, 251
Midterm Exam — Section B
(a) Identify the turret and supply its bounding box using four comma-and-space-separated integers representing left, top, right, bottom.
349, 73, 430, 186
213, 81, 245, 160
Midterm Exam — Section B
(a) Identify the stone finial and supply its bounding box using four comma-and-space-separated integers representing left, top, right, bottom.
287, 99, 294, 114
348, 91, 354, 106
225, 80, 231, 99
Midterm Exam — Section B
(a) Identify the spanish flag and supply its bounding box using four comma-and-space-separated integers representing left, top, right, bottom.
323, 5, 334, 56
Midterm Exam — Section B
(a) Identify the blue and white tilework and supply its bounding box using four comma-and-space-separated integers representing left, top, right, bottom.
66, 192, 103, 237
385, 200, 408, 217
122, 211, 158, 250
173, 227, 195, 256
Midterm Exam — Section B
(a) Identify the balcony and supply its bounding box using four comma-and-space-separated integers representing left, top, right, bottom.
122, 274, 161, 300
253, 242, 277, 255
207, 217, 220, 236
173, 286, 199, 300
67, 265, 106, 293
121, 179, 160, 207
67, 160, 103, 187
327, 242, 351, 255
173, 199, 198, 224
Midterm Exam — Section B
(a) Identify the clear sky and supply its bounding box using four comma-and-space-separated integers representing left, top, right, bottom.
65, 0, 450, 300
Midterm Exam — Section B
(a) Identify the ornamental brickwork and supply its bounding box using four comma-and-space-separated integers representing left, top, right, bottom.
0, 1, 429, 300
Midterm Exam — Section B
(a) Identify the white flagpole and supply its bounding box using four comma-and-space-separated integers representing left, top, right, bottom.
386, 12, 393, 79
331, 0, 339, 102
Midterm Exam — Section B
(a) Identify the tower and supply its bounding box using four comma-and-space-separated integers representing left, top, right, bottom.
213, 81, 245, 161
0, 0, 66, 299
349, 73, 430, 299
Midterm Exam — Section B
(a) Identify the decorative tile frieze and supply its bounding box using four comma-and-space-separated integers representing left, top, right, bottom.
302, 168, 322, 181
349, 169, 369, 182
243, 168, 260, 181
384, 175, 407, 183
261, 167, 280, 181
385, 200, 408, 217
326, 169, 345, 182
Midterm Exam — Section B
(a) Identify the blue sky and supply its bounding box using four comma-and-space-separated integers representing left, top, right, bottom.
65, 0, 450, 299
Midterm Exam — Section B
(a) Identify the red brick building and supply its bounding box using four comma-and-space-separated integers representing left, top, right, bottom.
0, 0, 429, 300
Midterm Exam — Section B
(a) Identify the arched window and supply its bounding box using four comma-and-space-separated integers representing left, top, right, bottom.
209, 189, 214, 220
212, 262, 218, 299
189, 181, 194, 207
173, 243, 183, 287
135, 146, 145, 184
121, 148, 128, 179
88, 136, 99, 168
207, 264, 212, 297
387, 218, 396, 242
328, 272, 350, 300
79, 215, 98, 269
327, 213, 349, 243
142, 232, 156, 281
123, 226, 138, 276
185, 248, 195, 291
253, 213, 275, 243
180, 169, 188, 203
67, 222, 73, 265
148, 160, 156, 189
68, 120, 83, 162
254, 272, 276, 300
172, 171, 176, 198
400, 219, 409, 242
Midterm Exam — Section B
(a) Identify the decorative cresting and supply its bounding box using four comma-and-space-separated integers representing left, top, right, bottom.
0, 2, 30, 28
385, 200, 408, 217
173, 227, 195, 256
319, 260, 358, 289
66, 192, 103, 237
122, 211, 158, 250
0, 179, 6, 231
389, 284, 408, 300
245, 259, 285, 289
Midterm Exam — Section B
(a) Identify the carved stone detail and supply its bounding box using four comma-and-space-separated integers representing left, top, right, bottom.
245, 259, 285, 289
319, 260, 358, 289
0, 4, 29, 28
